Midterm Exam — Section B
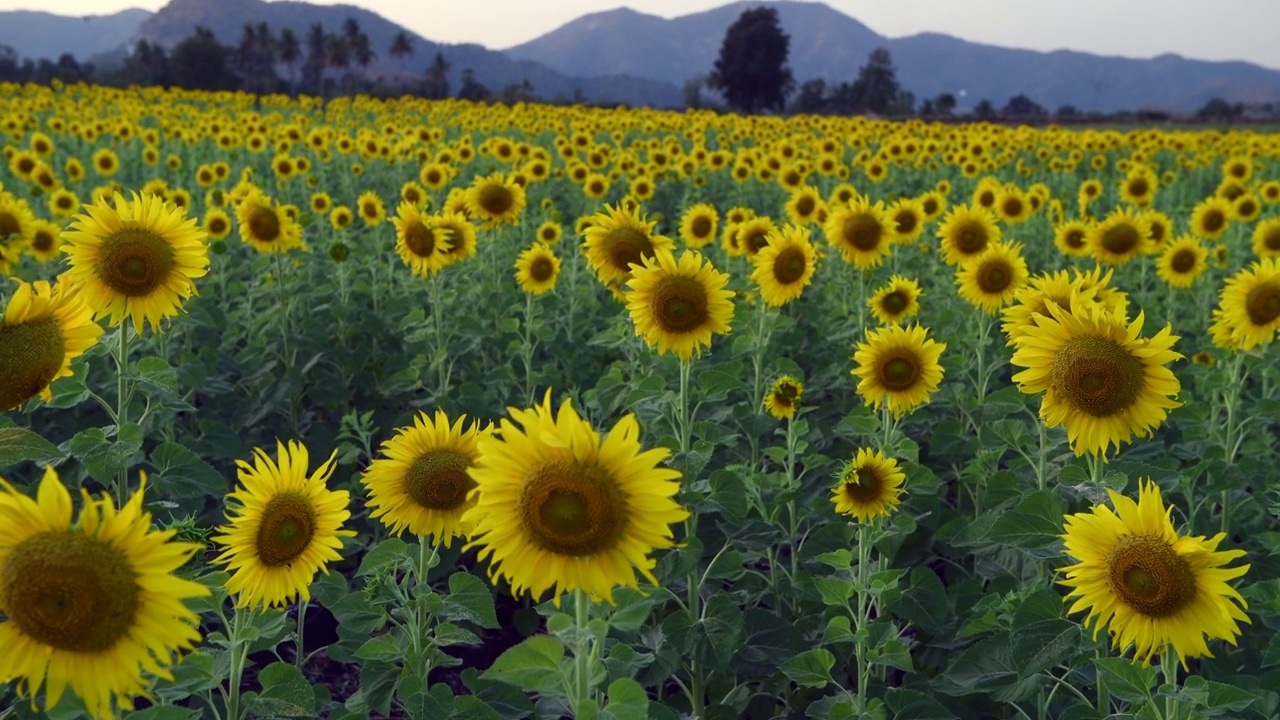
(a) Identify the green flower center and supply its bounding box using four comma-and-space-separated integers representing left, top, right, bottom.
405, 449, 475, 511
519, 460, 625, 556
0, 317, 66, 410
1052, 335, 1145, 417
1107, 534, 1196, 618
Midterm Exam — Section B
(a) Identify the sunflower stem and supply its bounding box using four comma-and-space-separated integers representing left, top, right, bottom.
677, 357, 705, 720
413, 538, 439, 679
114, 325, 130, 507
748, 305, 773, 468
573, 588, 592, 716
1219, 353, 1245, 536
226, 608, 250, 720
853, 520, 872, 713
294, 600, 308, 670
522, 290, 536, 406
429, 272, 449, 396
785, 415, 801, 613
1161, 646, 1179, 720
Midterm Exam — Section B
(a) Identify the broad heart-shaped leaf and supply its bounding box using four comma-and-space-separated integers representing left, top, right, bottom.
1094, 657, 1156, 704
883, 688, 957, 720
123, 709, 198, 720
600, 678, 650, 720
356, 537, 411, 577
481, 634, 567, 697
986, 490, 1067, 550
444, 571, 500, 628
148, 441, 225, 499
0, 426, 64, 470
245, 662, 315, 717
780, 648, 835, 688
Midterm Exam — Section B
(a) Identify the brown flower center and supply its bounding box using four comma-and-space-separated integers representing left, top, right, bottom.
1101, 223, 1141, 256
1107, 534, 1196, 618
977, 258, 1014, 294
95, 228, 176, 296
650, 276, 709, 333
953, 220, 988, 255
1169, 249, 1198, 274
254, 492, 317, 566
842, 467, 883, 503
530, 256, 556, 282
405, 449, 475, 511
1201, 210, 1225, 234
478, 184, 514, 216
403, 221, 435, 258
1052, 335, 1145, 417
691, 216, 713, 239
772, 246, 808, 285
878, 353, 920, 391
880, 290, 909, 316
842, 213, 883, 251
1246, 281, 1280, 326
0, 211, 20, 239
519, 460, 625, 556
248, 207, 281, 243
0, 318, 66, 410
603, 226, 654, 274
894, 209, 918, 235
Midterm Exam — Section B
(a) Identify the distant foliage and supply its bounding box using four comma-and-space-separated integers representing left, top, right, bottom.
707, 7, 794, 114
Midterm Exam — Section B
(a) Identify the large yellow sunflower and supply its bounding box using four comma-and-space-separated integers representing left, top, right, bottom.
213, 440, 355, 609
1155, 236, 1208, 289
1216, 257, 1280, 349
851, 324, 947, 418
1060, 479, 1249, 666
868, 275, 923, 326
0, 191, 36, 266
235, 188, 304, 254
464, 172, 526, 226
937, 204, 1002, 266
955, 240, 1029, 314
0, 467, 209, 720
1000, 270, 1101, 344
1010, 305, 1182, 457
0, 279, 103, 411
625, 249, 734, 360
582, 202, 675, 285
1250, 217, 1280, 259
362, 411, 489, 546
763, 375, 804, 420
823, 197, 892, 269
750, 223, 818, 307
393, 202, 451, 277
61, 192, 209, 334
1189, 196, 1233, 241
515, 243, 562, 295
1089, 207, 1152, 265
462, 391, 688, 605
831, 448, 906, 522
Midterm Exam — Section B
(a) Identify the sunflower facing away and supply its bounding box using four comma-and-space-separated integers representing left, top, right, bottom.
213, 440, 355, 609
1215, 257, 1280, 349
851, 324, 947, 418
625, 249, 735, 360
868, 275, 923, 326
763, 375, 804, 420
582, 202, 675, 285
234, 188, 304, 255
362, 411, 489, 546
61, 191, 209, 334
1010, 304, 1182, 457
0, 467, 209, 720
515, 243, 562, 295
830, 448, 906, 523
0, 280, 104, 411
1060, 479, 1249, 666
462, 391, 689, 605
750, 223, 818, 307
393, 202, 451, 277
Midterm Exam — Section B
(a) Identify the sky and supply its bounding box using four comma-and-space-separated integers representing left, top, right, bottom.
6, 0, 1280, 71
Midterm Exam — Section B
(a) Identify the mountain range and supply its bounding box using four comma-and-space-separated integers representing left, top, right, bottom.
2, 0, 1278, 114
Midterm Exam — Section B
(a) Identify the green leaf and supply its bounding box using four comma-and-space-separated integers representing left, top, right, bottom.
601, 678, 650, 720
986, 490, 1067, 550
821, 616, 856, 646
481, 635, 566, 696
1095, 657, 1156, 704
69, 425, 143, 485
884, 688, 957, 719
1012, 619, 1082, 676
897, 567, 949, 634
445, 571, 499, 628
123, 709, 199, 720
355, 636, 404, 662
356, 538, 410, 577
148, 441, 224, 499
698, 369, 747, 402
246, 662, 315, 717
0, 426, 63, 469
434, 622, 482, 646
607, 587, 656, 633
781, 648, 835, 689
814, 577, 855, 606
1201, 681, 1259, 715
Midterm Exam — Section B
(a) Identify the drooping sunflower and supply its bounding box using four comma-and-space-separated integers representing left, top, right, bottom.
465, 172, 527, 226
581, 202, 675, 285
213, 440, 355, 609
851, 324, 947, 418
1189, 196, 1233, 241
763, 375, 804, 420
830, 448, 906, 523
1010, 304, 1182, 457
1155, 236, 1208, 289
625, 249, 734, 360
362, 411, 489, 546
750, 223, 818, 307
462, 391, 688, 605
515, 243, 562, 295
1250, 217, 1280, 258
824, 197, 892, 269
937, 204, 1002, 266
393, 202, 450, 277
62, 192, 209, 334
0, 467, 209, 720
1216, 257, 1280, 349
679, 203, 719, 248
868, 275, 923, 326
0, 279, 104, 410
955, 240, 1029, 314
1060, 479, 1249, 666
234, 188, 304, 255
1089, 207, 1152, 265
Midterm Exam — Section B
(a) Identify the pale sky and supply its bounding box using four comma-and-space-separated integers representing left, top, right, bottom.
6, 0, 1280, 70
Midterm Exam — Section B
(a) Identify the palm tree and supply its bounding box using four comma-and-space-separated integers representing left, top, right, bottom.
425, 51, 450, 99
351, 31, 375, 86
327, 34, 350, 92
302, 22, 327, 92
279, 28, 301, 92
389, 30, 413, 82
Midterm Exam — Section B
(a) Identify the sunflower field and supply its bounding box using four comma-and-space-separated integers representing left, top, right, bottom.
1, 82, 1279, 720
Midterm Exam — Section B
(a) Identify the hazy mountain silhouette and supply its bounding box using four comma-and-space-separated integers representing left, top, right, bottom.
0, 9, 152, 62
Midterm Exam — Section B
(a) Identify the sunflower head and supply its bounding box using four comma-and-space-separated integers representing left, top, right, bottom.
1156, 236, 1208, 289
582, 202, 674, 285
938, 204, 1001, 266
515, 242, 562, 295
851, 324, 947, 418
625, 249, 735, 360
868, 275, 922, 326
235, 188, 304, 255
393, 202, 451, 277
679, 203, 719, 248
763, 375, 804, 420
465, 172, 527, 226
824, 198, 892, 269
956, 240, 1029, 314
0, 280, 104, 410
1090, 207, 1152, 265
1216, 257, 1280, 350
830, 448, 906, 523
750, 223, 818, 307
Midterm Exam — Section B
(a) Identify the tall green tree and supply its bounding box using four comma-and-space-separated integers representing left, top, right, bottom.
850, 47, 901, 115
278, 28, 301, 91
425, 51, 450, 100
389, 30, 414, 80
706, 7, 793, 114
171, 26, 235, 91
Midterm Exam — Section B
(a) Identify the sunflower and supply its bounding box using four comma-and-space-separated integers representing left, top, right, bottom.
1119, 167, 1158, 207
824, 197, 892, 269
0, 467, 209, 720
956, 240, 1029, 314
750, 224, 818, 307
213, 440, 355, 609
362, 411, 488, 546
1155, 236, 1208, 289
679, 203, 719, 248
763, 375, 804, 420
393, 202, 450, 277
91, 148, 119, 177
1189, 196, 1233, 241
0, 279, 103, 410
235, 188, 304, 255
1001, 270, 1100, 344
830, 448, 906, 523
1053, 219, 1092, 258
1090, 207, 1152, 265
61, 192, 209, 334
435, 212, 479, 266
784, 186, 824, 226
26, 219, 62, 263
851, 324, 947, 418
1250, 217, 1280, 258
536, 220, 564, 246
202, 207, 232, 241
625, 249, 734, 360
735, 216, 776, 259
868, 275, 922, 326
461, 391, 688, 605
888, 198, 926, 244
515, 243, 562, 295
355, 190, 387, 227
1140, 210, 1172, 251
1217, 258, 1280, 349
310, 192, 332, 216
581, 202, 674, 285
918, 190, 947, 222
937, 204, 1001, 266
465, 172, 526, 226
994, 188, 1032, 225
0, 192, 35, 256
1010, 304, 1182, 457
1060, 479, 1249, 666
